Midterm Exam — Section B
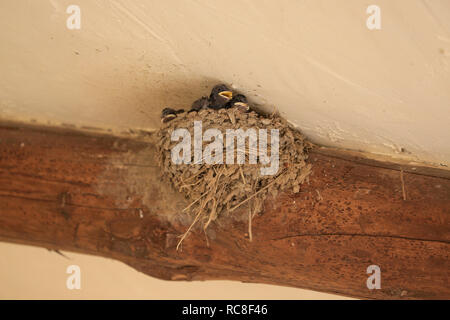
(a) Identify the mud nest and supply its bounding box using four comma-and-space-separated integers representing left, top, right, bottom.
157, 89, 312, 249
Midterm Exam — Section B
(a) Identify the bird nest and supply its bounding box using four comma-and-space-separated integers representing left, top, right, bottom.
156, 87, 312, 249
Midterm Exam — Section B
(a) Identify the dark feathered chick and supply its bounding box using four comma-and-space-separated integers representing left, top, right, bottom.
208, 84, 233, 110
161, 107, 184, 123
209, 84, 230, 97
228, 93, 250, 112
189, 96, 209, 112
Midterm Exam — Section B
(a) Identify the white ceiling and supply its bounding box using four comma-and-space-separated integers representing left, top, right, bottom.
0, 0, 449, 166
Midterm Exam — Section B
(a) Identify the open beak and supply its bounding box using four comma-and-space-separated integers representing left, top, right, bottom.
218, 91, 233, 101
161, 114, 177, 123
234, 102, 249, 112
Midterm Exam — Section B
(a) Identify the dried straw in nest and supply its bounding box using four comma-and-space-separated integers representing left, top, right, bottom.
156, 107, 312, 249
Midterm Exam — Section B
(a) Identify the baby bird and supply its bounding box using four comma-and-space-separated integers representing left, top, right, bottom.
189, 96, 209, 112
208, 84, 233, 110
185, 84, 251, 114
228, 94, 249, 112
161, 107, 184, 123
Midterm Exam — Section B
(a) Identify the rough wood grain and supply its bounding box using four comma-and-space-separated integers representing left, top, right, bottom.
0, 121, 448, 299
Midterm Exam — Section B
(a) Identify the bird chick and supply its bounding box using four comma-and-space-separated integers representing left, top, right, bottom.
189, 96, 209, 112
208, 84, 233, 110
161, 107, 184, 123
228, 93, 249, 112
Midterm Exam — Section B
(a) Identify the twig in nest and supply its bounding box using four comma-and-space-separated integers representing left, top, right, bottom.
227, 110, 236, 124
229, 171, 285, 212
177, 207, 203, 251
182, 192, 207, 212
182, 168, 207, 182
178, 167, 226, 250
203, 167, 224, 230
239, 165, 246, 185
180, 179, 201, 189
248, 200, 253, 242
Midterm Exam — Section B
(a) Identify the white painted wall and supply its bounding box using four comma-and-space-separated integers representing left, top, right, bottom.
0, 242, 351, 299
1, 0, 449, 166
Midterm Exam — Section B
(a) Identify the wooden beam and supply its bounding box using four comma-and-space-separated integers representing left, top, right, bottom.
0, 121, 448, 299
